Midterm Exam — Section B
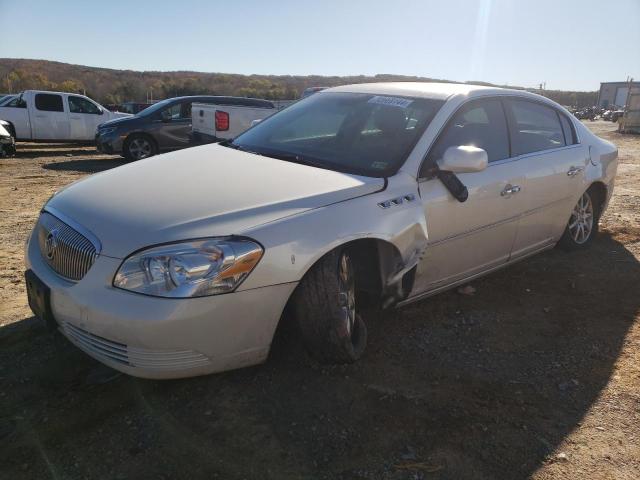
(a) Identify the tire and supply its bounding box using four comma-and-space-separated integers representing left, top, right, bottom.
558, 187, 600, 251
123, 134, 157, 161
292, 248, 367, 364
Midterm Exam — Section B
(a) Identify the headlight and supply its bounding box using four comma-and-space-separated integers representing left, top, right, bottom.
113, 238, 263, 298
98, 126, 117, 135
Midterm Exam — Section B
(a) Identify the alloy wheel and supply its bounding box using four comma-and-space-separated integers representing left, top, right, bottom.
337, 252, 356, 338
568, 192, 594, 244
128, 138, 152, 160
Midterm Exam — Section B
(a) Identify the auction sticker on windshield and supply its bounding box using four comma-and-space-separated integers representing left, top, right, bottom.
368, 96, 413, 108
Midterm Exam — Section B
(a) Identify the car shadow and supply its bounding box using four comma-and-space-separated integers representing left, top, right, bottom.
0, 232, 637, 479
15, 144, 98, 159
42, 158, 125, 173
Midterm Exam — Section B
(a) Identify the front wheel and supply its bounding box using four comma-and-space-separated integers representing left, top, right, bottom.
292, 248, 367, 364
559, 189, 599, 250
123, 134, 156, 161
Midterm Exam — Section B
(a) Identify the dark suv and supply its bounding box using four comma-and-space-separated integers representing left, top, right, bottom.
95, 95, 275, 160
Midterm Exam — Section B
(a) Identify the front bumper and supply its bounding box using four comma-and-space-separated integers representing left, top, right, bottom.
26, 228, 297, 379
95, 131, 124, 155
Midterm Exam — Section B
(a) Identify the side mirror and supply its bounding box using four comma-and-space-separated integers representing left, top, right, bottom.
437, 146, 488, 173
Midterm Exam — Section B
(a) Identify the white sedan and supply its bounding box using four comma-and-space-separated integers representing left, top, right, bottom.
25, 83, 618, 379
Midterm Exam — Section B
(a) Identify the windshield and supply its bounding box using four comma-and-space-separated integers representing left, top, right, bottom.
230, 92, 444, 177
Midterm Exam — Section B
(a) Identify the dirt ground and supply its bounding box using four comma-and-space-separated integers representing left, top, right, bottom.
0, 121, 639, 480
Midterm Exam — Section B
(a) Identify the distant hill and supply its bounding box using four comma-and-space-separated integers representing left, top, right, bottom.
0, 58, 597, 107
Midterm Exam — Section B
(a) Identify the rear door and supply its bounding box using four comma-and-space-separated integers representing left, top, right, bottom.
32, 93, 69, 140
504, 98, 586, 258
413, 97, 527, 293
68, 95, 106, 140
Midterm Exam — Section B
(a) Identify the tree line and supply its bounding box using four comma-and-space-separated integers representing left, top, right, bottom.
0, 58, 597, 107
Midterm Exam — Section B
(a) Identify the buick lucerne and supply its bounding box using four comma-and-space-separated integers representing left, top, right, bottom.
25, 83, 618, 379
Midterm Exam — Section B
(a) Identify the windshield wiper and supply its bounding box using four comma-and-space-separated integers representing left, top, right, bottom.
220, 142, 328, 170
219, 141, 262, 156
219, 139, 240, 149
261, 152, 322, 168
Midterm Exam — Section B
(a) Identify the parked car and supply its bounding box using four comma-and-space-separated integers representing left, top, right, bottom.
611, 109, 625, 122
25, 83, 618, 379
0, 90, 130, 142
95, 96, 276, 160
0, 120, 16, 156
190, 100, 276, 144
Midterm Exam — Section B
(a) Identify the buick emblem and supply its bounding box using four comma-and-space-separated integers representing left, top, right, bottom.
45, 229, 59, 260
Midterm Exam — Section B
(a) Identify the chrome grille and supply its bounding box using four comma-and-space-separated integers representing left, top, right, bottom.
61, 322, 211, 370
37, 212, 98, 281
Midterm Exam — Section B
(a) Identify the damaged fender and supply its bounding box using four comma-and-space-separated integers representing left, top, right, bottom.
238, 171, 429, 305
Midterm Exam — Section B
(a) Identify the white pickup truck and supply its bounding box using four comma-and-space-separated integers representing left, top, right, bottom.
190, 101, 277, 144
0, 90, 130, 142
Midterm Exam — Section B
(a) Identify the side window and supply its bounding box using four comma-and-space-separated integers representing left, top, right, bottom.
161, 103, 183, 120
68, 96, 101, 114
558, 113, 577, 145
180, 102, 192, 119
35, 93, 64, 112
508, 100, 566, 155
426, 98, 510, 165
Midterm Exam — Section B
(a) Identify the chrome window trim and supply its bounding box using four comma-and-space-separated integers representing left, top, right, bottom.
486, 143, 583, 167
43, 205, 102, 254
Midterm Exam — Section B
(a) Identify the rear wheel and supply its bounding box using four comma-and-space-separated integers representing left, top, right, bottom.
292, 248, 367, 364
124, 134, 156, 161
559, 188, 600, 250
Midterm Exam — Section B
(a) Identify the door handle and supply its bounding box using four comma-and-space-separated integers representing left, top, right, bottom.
567, 166, 584, 177
501, 184, 521, 196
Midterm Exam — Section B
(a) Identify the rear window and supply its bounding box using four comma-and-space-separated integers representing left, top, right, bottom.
35, 93, 64, 112
508, 100, 566, 155
558, 113, 577, 145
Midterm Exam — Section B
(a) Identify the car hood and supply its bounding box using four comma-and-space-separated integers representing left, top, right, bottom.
101, 114, 134, 127
47, 144, 385, 258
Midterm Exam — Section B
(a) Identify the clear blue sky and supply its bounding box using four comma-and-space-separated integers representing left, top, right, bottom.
1, 0, 638, 91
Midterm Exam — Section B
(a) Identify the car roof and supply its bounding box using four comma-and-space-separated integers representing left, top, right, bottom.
324, 82, 532, 101
174, 95, 275, 109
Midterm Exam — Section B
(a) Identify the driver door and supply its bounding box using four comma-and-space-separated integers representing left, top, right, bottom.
68, 95, 105, 140
412, 98, 527, 294
155, 101, 193, 149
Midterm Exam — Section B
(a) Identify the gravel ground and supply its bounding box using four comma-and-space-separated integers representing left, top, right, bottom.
0, 121, 638, 480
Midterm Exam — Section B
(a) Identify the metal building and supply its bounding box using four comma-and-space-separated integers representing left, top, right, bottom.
598, 81, 640, 108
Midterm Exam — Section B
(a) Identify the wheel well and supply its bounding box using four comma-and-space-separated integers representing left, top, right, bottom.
3, 121, 16, 139
293, 238, 410, 308
124, 132, 157, 151
587, 182, 607, 215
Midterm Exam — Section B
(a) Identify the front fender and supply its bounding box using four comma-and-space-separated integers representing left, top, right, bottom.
238, 172, 429, 292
